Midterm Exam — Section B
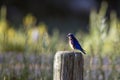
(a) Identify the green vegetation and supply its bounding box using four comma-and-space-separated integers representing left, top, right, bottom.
0, 2, 120, 80
0, 6, 67, 53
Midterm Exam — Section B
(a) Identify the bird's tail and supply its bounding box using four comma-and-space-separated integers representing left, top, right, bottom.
81, 49, 86, 54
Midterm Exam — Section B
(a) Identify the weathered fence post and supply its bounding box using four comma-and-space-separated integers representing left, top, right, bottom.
53, 51, 84, 80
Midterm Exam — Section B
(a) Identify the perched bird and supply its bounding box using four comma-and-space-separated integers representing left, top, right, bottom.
67, 33, 86, 54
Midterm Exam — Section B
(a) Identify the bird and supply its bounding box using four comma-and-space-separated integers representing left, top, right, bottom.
67, 33, 86, 54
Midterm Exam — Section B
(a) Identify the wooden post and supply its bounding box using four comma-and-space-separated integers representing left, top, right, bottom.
53, 51, 84, 80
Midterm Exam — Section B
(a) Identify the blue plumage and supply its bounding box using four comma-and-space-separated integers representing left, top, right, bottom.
67, 33, 86, 54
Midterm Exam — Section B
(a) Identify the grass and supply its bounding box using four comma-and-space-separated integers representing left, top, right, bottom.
0, 1, 120, 80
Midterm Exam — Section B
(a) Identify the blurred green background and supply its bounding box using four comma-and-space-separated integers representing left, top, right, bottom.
0, 1, 120, 80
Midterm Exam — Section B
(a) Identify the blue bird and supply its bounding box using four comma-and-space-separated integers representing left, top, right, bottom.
67, 33, 86, 54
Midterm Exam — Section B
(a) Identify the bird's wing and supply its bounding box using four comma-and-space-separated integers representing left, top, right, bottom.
73, 37, 86, 54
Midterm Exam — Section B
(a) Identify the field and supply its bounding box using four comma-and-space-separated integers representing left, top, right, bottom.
0, 2, 120, 80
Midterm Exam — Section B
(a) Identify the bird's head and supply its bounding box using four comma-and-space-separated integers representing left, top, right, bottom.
67, 33, 74, 39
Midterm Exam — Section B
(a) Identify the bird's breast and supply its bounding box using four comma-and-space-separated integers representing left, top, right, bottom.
69, 39, 74, 49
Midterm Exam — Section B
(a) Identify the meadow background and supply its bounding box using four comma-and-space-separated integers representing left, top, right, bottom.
0, 2, 120, 80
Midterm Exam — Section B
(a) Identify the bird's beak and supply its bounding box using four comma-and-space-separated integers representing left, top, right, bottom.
66, 35, 69, 39
66, 35, 69, 38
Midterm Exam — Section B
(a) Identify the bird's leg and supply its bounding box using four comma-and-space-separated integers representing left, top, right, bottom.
72, 49, 75, 53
